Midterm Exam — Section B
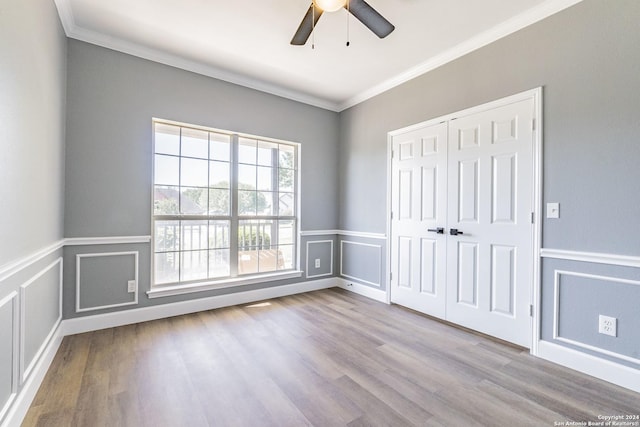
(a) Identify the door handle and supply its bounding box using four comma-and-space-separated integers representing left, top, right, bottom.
427, 227, 445, 234
449, 228, 464, 236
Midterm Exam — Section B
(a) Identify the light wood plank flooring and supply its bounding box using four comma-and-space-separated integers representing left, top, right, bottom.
23, 288, 639, 426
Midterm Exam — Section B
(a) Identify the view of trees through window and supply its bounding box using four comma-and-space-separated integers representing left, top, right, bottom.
152, 121, 298, 286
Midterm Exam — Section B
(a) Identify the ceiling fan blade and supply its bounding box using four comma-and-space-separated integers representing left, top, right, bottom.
290, 4, 324, 45
346, 0, 395, 38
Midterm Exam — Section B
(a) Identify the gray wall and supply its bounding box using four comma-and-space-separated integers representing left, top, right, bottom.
0, 0, 66, 263
0, 0, 66, 421
339, 0, 640, 251
65, 40, 339, 237
63, 40, 340, 318
338, 0, 640, 366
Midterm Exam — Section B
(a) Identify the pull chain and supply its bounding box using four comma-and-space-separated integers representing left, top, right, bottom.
346, 0, 350, 46
312, 3, 315, 49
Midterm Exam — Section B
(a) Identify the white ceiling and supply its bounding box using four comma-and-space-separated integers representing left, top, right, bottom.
54, 0, 582, 111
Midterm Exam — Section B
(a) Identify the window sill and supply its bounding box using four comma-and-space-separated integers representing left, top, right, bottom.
146, 270, 304, 299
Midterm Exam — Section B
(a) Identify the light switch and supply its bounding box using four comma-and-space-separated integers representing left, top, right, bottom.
546, 202, 560, 219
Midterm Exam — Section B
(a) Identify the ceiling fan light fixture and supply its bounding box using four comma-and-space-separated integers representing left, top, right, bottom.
313, 0, 346, 13
291, 0, 394, 46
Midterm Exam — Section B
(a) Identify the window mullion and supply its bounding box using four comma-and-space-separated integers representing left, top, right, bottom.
230, 134, 239, 277
178, 127, 183, 283
207, 131, 211, 279
272, 146, 279, 251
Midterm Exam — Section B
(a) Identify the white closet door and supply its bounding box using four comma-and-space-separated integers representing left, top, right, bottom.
390, 122, 448, 319
446, 98, 534, 347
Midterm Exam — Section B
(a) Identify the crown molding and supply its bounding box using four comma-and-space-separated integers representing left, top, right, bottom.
53, 0, 340, 112
54, 0, 583, 113
337, 0, 584, 111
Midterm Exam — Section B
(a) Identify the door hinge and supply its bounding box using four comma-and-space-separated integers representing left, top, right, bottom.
532, 119, 536, 131
531, 212, 535, 224
529, 304, 534, 317
391, 150, 395, 159
390, 272, 393, 281
391, 211, 394, 220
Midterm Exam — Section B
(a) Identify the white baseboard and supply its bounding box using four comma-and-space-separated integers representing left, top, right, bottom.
537, 340, 640, 393
1, 325, 63, 427
336, 278, 389, 304
63, 277, 337, 336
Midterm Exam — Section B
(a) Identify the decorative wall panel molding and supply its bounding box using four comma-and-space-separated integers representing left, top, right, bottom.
19, 258, 62, 384
552, 269, 640, 365
0, 292, 19, 424
306, 240, 334, 279
76, 252, 139, 313
340, 240, 383, 287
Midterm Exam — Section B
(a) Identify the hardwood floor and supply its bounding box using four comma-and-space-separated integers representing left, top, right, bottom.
23, 288, 639, 426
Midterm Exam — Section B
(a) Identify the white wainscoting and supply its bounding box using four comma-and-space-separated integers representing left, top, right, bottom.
552, 269, 640, 366
306, 240, 334, 279
19, 258, 63, 385
75, 251, 139, 313
1, 325, 63, 427
340, 240, 383, 287
539, 248, 640, 394
0, 292, 19, 424
303, 231, 388, 289
0, 247, 63, 427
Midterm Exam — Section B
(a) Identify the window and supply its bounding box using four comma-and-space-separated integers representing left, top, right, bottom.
152, 120, 299, 289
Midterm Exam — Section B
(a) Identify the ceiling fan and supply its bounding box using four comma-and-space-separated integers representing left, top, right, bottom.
291, 0, 395, 46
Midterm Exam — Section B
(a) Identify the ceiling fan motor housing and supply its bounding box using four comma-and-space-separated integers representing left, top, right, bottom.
291, 0, 394, 45
313, 0, 347, 13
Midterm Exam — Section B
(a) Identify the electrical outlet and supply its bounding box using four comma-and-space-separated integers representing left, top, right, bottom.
315, 258, 321, 269
598, 315, 617, 337
127, 280, 136, 293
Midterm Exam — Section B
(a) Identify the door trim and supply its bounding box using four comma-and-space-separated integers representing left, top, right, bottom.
386, 87, 543, 354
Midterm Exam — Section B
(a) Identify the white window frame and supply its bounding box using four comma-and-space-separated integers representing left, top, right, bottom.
148, 119, 302, 299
